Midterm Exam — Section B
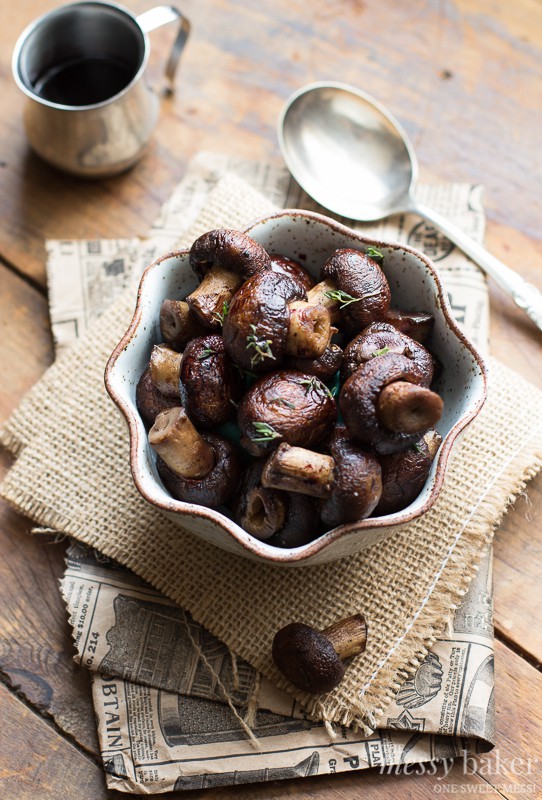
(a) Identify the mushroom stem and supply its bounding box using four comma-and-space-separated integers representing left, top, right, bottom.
241, 487, 287, 540
149, 345, 183, 398
186, 266, 243, 327
306, 278, 341, 323
160, 299, 206, 349
376, 381, 443, 434
323, 614, 368, 660
424, 428, 443, 460
149, 407, 215, 479
262, 443, 335, 499
285, 300, 332, 358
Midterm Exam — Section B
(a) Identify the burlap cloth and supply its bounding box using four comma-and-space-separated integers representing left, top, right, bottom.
2, 176, 542, 734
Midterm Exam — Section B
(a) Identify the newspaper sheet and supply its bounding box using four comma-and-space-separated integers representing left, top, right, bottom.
50, 152, 493, 792
61, 543, 493, 793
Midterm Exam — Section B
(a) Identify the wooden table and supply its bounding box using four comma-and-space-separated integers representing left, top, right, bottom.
1, 0, 542, 797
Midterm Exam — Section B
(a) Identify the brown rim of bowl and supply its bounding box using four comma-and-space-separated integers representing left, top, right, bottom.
105, 208, 488, 564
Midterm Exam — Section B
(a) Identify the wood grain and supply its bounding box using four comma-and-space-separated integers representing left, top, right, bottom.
1, 0, 542, 797
0, 263, 53, 422
0, 681, 106, 799
1, 0, 541, 287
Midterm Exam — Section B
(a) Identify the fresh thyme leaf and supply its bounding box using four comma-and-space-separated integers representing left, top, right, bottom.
212, 300, 229, 325
246, 324, 276, 366
271, 397, 296, 410
412, 442, 424, 454
198, 348, 216, 360
250, 422, 282, 443
366, 246, 384, 262
299, 376, 333, 399
324, 289, 362, 309
372, 346, 390, 357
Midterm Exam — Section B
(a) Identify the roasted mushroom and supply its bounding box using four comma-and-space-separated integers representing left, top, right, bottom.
148, 344, 183, 398
136, 368, 180, 428
270, 254, 315, 291
223, 272, 332, 373
262, 431, 382, 528
385, 308, 435, 344
339, 353, 443, 454
186, 229, 271, 328
149, 407, 241, 507
341, 321, 436, 385
272, 614, 368, 694
232, 460, 320, 547
160, 299, 208, 350
238, 370, 338, 457
179, 334, 244, 428
304, 248, 391, 333
286, 342, 343, 382
374, 429, 443, 516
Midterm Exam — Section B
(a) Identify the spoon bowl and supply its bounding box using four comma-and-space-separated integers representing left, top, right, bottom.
278, 81, 542, 332
279, 82, 417, 220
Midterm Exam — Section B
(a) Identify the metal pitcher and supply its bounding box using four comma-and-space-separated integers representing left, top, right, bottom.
12, 1, 190, 177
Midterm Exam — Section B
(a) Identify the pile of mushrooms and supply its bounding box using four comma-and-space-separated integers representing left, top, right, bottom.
136, 228, 445, 547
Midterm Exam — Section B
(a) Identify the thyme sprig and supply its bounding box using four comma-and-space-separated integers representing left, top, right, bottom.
271, 397, 297, 410
212, 300, 229, 325
371, 346, 390, 357
198, 348, 216, 361
250, 422, 282, 443
366, 246, 384, 262
246, 324, 276, 367
299, 376, 333, 399
324, 288, 362, 309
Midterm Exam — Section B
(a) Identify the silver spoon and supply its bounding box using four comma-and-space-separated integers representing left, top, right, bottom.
278, 81, 542, 332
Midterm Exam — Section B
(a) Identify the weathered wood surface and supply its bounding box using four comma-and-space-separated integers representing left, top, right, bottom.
1, 0, 542, 797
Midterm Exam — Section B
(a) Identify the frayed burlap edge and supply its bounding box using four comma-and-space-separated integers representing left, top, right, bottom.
2, 407, 541, 734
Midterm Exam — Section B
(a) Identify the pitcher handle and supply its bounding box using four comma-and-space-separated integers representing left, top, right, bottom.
137, 6, 191, 90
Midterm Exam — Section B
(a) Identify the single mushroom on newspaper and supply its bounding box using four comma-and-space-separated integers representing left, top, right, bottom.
272, 614, 368, 694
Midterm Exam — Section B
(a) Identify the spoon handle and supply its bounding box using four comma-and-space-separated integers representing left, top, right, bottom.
412, 201, 542, 333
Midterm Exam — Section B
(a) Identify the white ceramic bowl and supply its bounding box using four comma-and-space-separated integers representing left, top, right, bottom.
105, 210, 488, 566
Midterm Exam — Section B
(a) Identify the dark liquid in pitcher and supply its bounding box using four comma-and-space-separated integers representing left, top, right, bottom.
33, 57, 134, 105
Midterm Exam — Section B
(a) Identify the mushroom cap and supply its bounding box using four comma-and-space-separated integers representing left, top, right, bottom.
266, 492, 321, 549
375, 438, 432, 516
136, 368, 180, 428
272, 622, 345, 694
189, 229, 271, 280
321, 248, 391, 330
320, 427, 382, 528
269, 254, 315, 291
339, 353, 431, 454
237, 369, 338, 457
385, 308, 435, 344
223, 272, 306, 373
156, 433, 242, 507
179, 334, 244, 429
341, 322, 436, 385
286, 342, 343, 383
232, 459, 320, 546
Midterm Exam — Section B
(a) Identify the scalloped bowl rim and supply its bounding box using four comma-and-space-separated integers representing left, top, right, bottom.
105, 209, 488, 565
